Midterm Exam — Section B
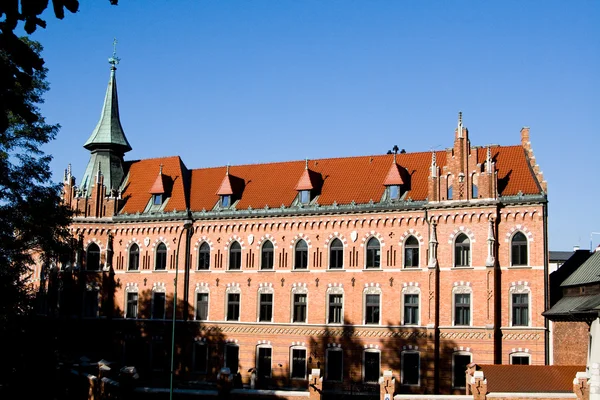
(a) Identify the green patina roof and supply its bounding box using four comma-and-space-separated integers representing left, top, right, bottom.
561, 250, 600, 287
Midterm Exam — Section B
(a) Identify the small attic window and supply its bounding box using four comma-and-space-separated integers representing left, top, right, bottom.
221, 195, 231, 208
388, 185, 400, 200
299, 190, 310, 204
153, 194, 163, 205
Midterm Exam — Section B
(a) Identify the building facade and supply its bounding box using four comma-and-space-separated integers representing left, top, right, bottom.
38, 58, 550, 394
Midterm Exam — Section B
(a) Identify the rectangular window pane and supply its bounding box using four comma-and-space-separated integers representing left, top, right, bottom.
512, 293, 529, 326
196, 293, 209, 321
327, 350, 343, 381
453, 354, 471, 388
291, 349, 306, 379
402, 352, 420, 386
127, 292, 138, 319
511, 356, 530, 365
152, 292, 165, 319
225, 345, 239, 373
259, 293, 273, 322
365, 294, 380, 324
293, 294, 307, 322
257, 347, 272, 378
404, 294, 419, 325
364, 352, 380, 383
454, 294, 470, 326
329, 294, 343, 323
194, 343, 208, 373
227, 293, 240, 321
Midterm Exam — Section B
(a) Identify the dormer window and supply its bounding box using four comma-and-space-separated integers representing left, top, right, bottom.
221, 195, 231, 208
388, 185, 400, 200
299, 190, 310, 204
153, 194, 162, 205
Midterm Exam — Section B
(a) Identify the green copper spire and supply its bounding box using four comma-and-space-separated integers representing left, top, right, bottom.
80, 40, 131, 196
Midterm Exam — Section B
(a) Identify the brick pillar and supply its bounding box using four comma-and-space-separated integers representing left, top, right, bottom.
470, 371, 487, 400
309, 368, 322, 400
379, 370, 394, 400
574, 372, 590, 400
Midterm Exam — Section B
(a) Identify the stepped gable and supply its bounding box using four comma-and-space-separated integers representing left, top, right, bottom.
119, 156, 187, 214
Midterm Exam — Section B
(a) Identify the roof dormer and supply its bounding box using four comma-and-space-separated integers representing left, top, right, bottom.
383, 153, 407, 201
147, 164, 169, 210
294, 159, 322, 205
215, 165, 244, 209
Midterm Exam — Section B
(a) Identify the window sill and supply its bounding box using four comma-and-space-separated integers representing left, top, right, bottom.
362, 268, 382, 271
401, 267, 423, 271
194, 269, 211, 272
327, 268, 346, 271
153, 270, 169, 273
452, 266, 474, 270
508, 265, 532, 269
258, 269, 275, 272
401, 383, 421, 387
126, 270, 141, 273
226, 270, 243, 272
291, 269, 309, 272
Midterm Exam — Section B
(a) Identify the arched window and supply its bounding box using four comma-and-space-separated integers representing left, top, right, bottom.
294, 240, 308, 270
404, 236, 419, 268
447, 185, 453, 200
472, 183, 478, 199
329, 239, 343, 269
229, 241, 241, 270
155, 242, 167, 270
128, 244, 139, 271
86, 243, 100, 271
261, 240, 274, 270
511, 232, 528, 266
454, 233, 470, 267
198, 242, 210, 270
366, 238, 380, 269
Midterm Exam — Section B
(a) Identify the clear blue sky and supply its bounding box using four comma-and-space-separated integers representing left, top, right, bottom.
26, 1, 599, 251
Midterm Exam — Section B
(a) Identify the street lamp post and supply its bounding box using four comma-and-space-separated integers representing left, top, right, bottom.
169, 219, 193, 400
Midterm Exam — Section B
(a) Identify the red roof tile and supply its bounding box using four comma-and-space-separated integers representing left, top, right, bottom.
478, 364, 584, 393
295, 169, 315, 191
149, 172, 165, 194
216, 174, 234, 195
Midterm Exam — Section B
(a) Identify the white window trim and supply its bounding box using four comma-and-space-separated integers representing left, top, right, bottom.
325, 347, 343, 382
195, 287, 210, 321
401, 286, 421, 326
257, 284, 275, 323
509, 351, 531, 365
225, 285, 241, 322
452, 286, 473, 327
293, 239, 309, 270
256, 344, 273, 378
362, 349, 381, 383
328, 238, 345, 270
197, 241, 211, 270
453, 233, 472, 268
151, 288, 167, 320
290, 346, 307, 380
326, 287, 344, 325
402, 235, 421, 269
510, 230, 530, 267
364, 236, 382, 269
127, 242, 140, 271
451, 351, 472, 389
291, 284, 308, 323
509, 284, 531, 327
363, 286, 382, 325
260, 240, 274, 270
154, 241, 168, 271
400, 350, 421, 387
224, 343, 239, 373
228, 241, 242, 271
124, 286, 139, 319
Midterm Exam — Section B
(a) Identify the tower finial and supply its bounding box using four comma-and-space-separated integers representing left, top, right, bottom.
108, 37, 120, 69
486, 146, 492, 173
305, 158, 309, 170
159, 163, 163, 175
457, 111, 463, 138
226, 164, 230, 176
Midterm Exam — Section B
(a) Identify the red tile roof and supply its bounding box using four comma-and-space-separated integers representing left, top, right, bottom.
383, 162, 405, 185
215, 174, 234, 195
119, 145, 542, 214
148, 171, 165, 194
295, 169, 315, 191
478, 364, 584, 393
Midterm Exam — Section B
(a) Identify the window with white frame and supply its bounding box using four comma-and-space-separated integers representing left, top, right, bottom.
364, 286, 381, 325
198, 242, 210, 270
329, 238, 344, 269
510, 352, 530, 365
258, 285, 274, 322
196, 290, 209, 321
326, 347, 343, 381
261, 240, 274, 270
402, 286, 420, 325
511, 231, 528, 266
86, 243, 101, 271
257, 345, 272, 379
125, 288, 138, 319
401, 351, 420, 386
293, 293, 307, 323
452, 352, 471, 388
404, 236, 419, 268
226, 286, 241, 321
363, 349, 380, 383
453, 285, 472, 326
128, 243, 140, 271
327, 287, 344, 324
193, 341, 208, 373
290, 347, 307, 379
294, 239, 308, 269
365, 237, 381, 269
155, 242, 167, 270
229, 241, 241, 270
510, 283, 530, 327
224, 344, 239, 373
454, 233, 470, 267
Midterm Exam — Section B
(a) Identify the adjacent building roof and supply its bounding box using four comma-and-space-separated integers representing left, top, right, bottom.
561, 250, 600, 287
477, 365, 585, 393
550, 251, 574, 262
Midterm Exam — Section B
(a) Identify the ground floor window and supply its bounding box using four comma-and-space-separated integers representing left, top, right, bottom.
257, 346, 272, 379
326, 349, 343, 381
291, 348, 307, 379
225, 345, 239, 373
193, 342, 208, 373
363, 350, 380, 383
510, 354, 530, 365
402, 352, 420, 386
452, 353, 471, 388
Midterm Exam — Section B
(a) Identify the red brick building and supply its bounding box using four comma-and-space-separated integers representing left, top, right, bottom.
38, 57, 550, 395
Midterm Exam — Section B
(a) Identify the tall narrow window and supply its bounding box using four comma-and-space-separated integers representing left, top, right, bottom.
261, 241, 274, 270
328, 294, 343, 324
225, 345, 239, 373
229, 241, 241, 270
153, 194, 163, 205
472, 183, 478, 199
329, 239, 343, 269
196, 292, 209, 321
227, 293, 240, 321
221, 195, 231, 208
291, 348, 307, 379
152, 292, 166, 319
294, 240, 308, 270
447, 185, 453, 200
402, 352, 420, 386
452, 353, 471, 388
155, 242, 167, 270
87, 243, 100, 271
326, 349, 343, 381
454, 293, 471, 326
511, 232, 528, 266
512, 293, 529, 326
126, 292, 138, 319
198, 242, 210, 270
454, 233, 470, 267
293, 293, 307, 323
365, 294, 380, 325
366, 238, 381, 269
128, 244, 139, 271
259, 293, 273, 322
403, 294, 419, 325
84, 289, 99, 318
364, 351, 380, 383
404, 236, 419, 268
257, 347, 272, 379
193, 343, 208, 373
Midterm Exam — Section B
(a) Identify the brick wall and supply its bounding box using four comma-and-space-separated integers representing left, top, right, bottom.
553, 321, 589, 365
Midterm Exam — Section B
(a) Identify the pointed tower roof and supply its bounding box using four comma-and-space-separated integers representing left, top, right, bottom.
383, 154, 405, 185
149, 164, 166, 194
295, 159, 316, 191
216, 165, 234, 195
83, 39, 132, 153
